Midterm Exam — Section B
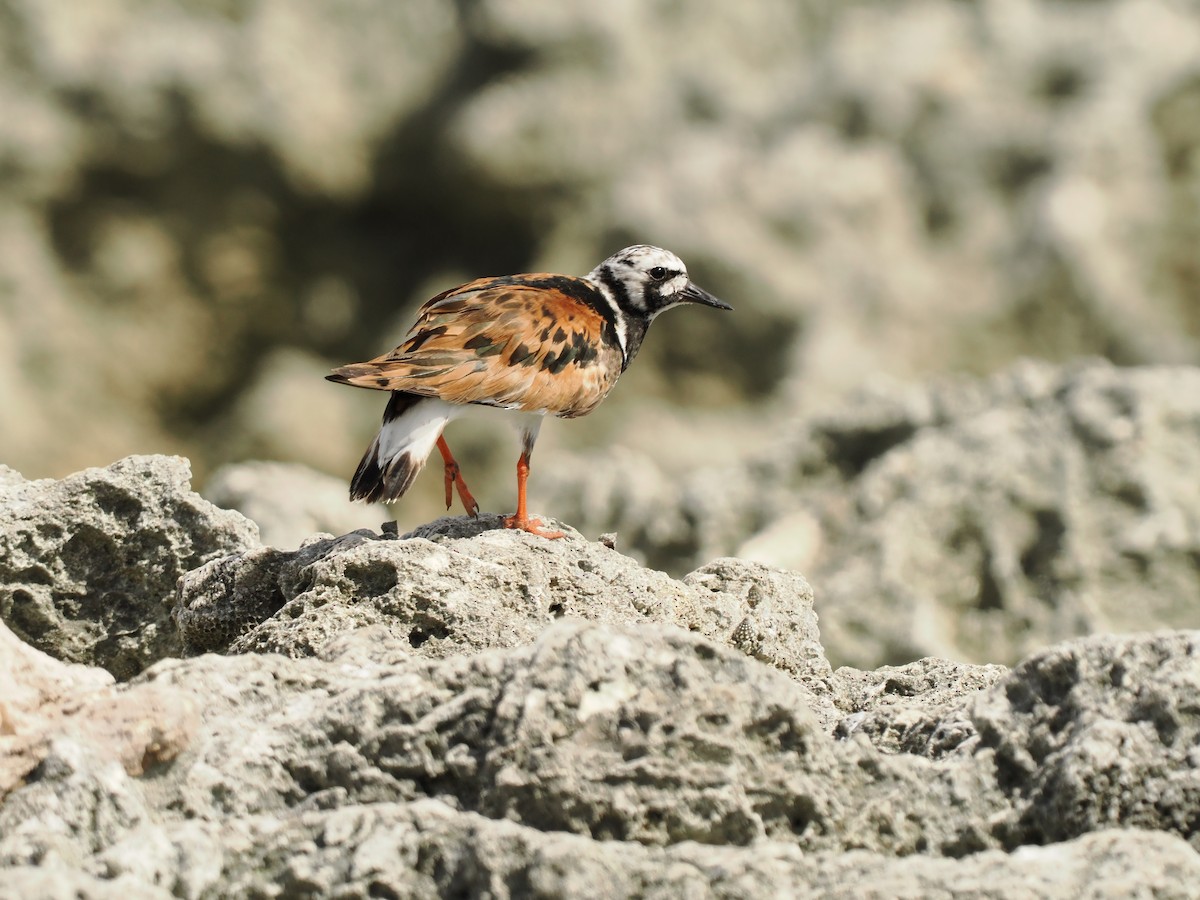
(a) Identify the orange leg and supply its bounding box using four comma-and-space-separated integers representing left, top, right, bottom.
436, 435, 479, 516
503, 451, 564, 539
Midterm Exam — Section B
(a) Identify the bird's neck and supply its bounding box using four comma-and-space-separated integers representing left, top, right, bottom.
617, 315, 650, 371
588, 267, 652, 371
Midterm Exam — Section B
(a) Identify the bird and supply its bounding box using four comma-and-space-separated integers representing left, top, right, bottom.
326, 244, 732, 538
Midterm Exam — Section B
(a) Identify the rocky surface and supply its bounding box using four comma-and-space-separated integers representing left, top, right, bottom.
173, 514, 834, 715
547, 359, 1200, 669
3, 611, 1200, 894
833, 657, 1010, 758
5, 454, 1200, 896
7, 0, 1200, 891
0, 456, 258, 679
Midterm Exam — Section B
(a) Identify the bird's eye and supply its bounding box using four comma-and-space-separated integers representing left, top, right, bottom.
649, 266, 668, 281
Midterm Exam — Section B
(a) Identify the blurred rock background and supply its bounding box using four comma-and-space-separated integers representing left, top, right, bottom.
3, 0, 1199, 665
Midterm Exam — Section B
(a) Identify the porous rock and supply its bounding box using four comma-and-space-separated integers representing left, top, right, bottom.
173, 514, 835, 716
813, 362, 1200, 670
0, 456, 259, 679
89, 808, 1200, 900
6, 442, 1200, 894
549, 360, 1200, 669
0, 619, 996, 863
0, 614, 114, 795
6, 616, 1200, 895
832, 657, 1009, 757
971, 631, 1200, 849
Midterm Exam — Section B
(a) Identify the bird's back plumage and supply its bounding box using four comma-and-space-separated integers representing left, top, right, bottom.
327, 274, 624, 419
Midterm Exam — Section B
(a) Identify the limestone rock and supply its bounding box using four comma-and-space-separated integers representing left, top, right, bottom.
970, 631, 1200, 848
5, 452, 1200, 895
0, 456, 259, 678
549, 361, 1200, 669
0, 619, 990, 863
6, 615, 1200, 895
0, 616, 114, 796
172, 515, 835, 718
833, 657, 1009, 757
811, 363, 1200, 668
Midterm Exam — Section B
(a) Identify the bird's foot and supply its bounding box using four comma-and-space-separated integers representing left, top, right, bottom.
443, 461, 480, 517
503, 513, 565, 540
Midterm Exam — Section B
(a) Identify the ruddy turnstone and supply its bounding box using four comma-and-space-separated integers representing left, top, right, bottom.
327, 244, 732, 538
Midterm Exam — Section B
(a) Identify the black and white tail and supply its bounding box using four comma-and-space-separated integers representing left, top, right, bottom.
349, 392, 453, 503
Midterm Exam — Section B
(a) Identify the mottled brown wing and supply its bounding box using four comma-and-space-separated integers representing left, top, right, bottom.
328, 275, 623, 418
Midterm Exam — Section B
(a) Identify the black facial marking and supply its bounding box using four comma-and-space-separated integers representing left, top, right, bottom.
595, 265, 637, 315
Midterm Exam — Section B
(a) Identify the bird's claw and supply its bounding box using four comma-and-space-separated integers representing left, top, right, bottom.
503, 514, 564, 539
442, 461, 479, 517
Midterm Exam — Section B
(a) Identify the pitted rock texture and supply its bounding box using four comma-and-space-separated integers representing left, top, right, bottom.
173, 515, 835, 717
4, 810, 1198, 900
547, 360, 1200, 669
5, 616, 1200, 896
832, 657, 1010, 758
0, 455, 259, 679
973, 631, 1200, 848
0, 615, 115, 795
5, 454, 1200, 895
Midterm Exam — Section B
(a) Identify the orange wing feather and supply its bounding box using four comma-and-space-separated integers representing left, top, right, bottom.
329, 276, 623, 418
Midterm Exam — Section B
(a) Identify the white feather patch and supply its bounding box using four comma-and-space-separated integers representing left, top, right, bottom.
375, 398, 459, 470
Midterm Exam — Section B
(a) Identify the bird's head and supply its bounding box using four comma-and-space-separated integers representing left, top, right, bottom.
589, 245, 732, 320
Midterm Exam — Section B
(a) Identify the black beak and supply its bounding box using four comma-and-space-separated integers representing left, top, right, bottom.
681, 281, 733, 310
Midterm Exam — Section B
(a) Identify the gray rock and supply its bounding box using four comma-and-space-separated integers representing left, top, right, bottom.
833, 657, 1009, 757
813, 363, 1200, 669
0, 456, 259, 679
7, 616, 1200, 895
0, 868, 172, 900
94, 807, 1200, 900
549, 361, 1200, 669
970, 631, 1200, 849
1, 619, 993, 861
7, 449, 1200, 895
173, 516, 835, 716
